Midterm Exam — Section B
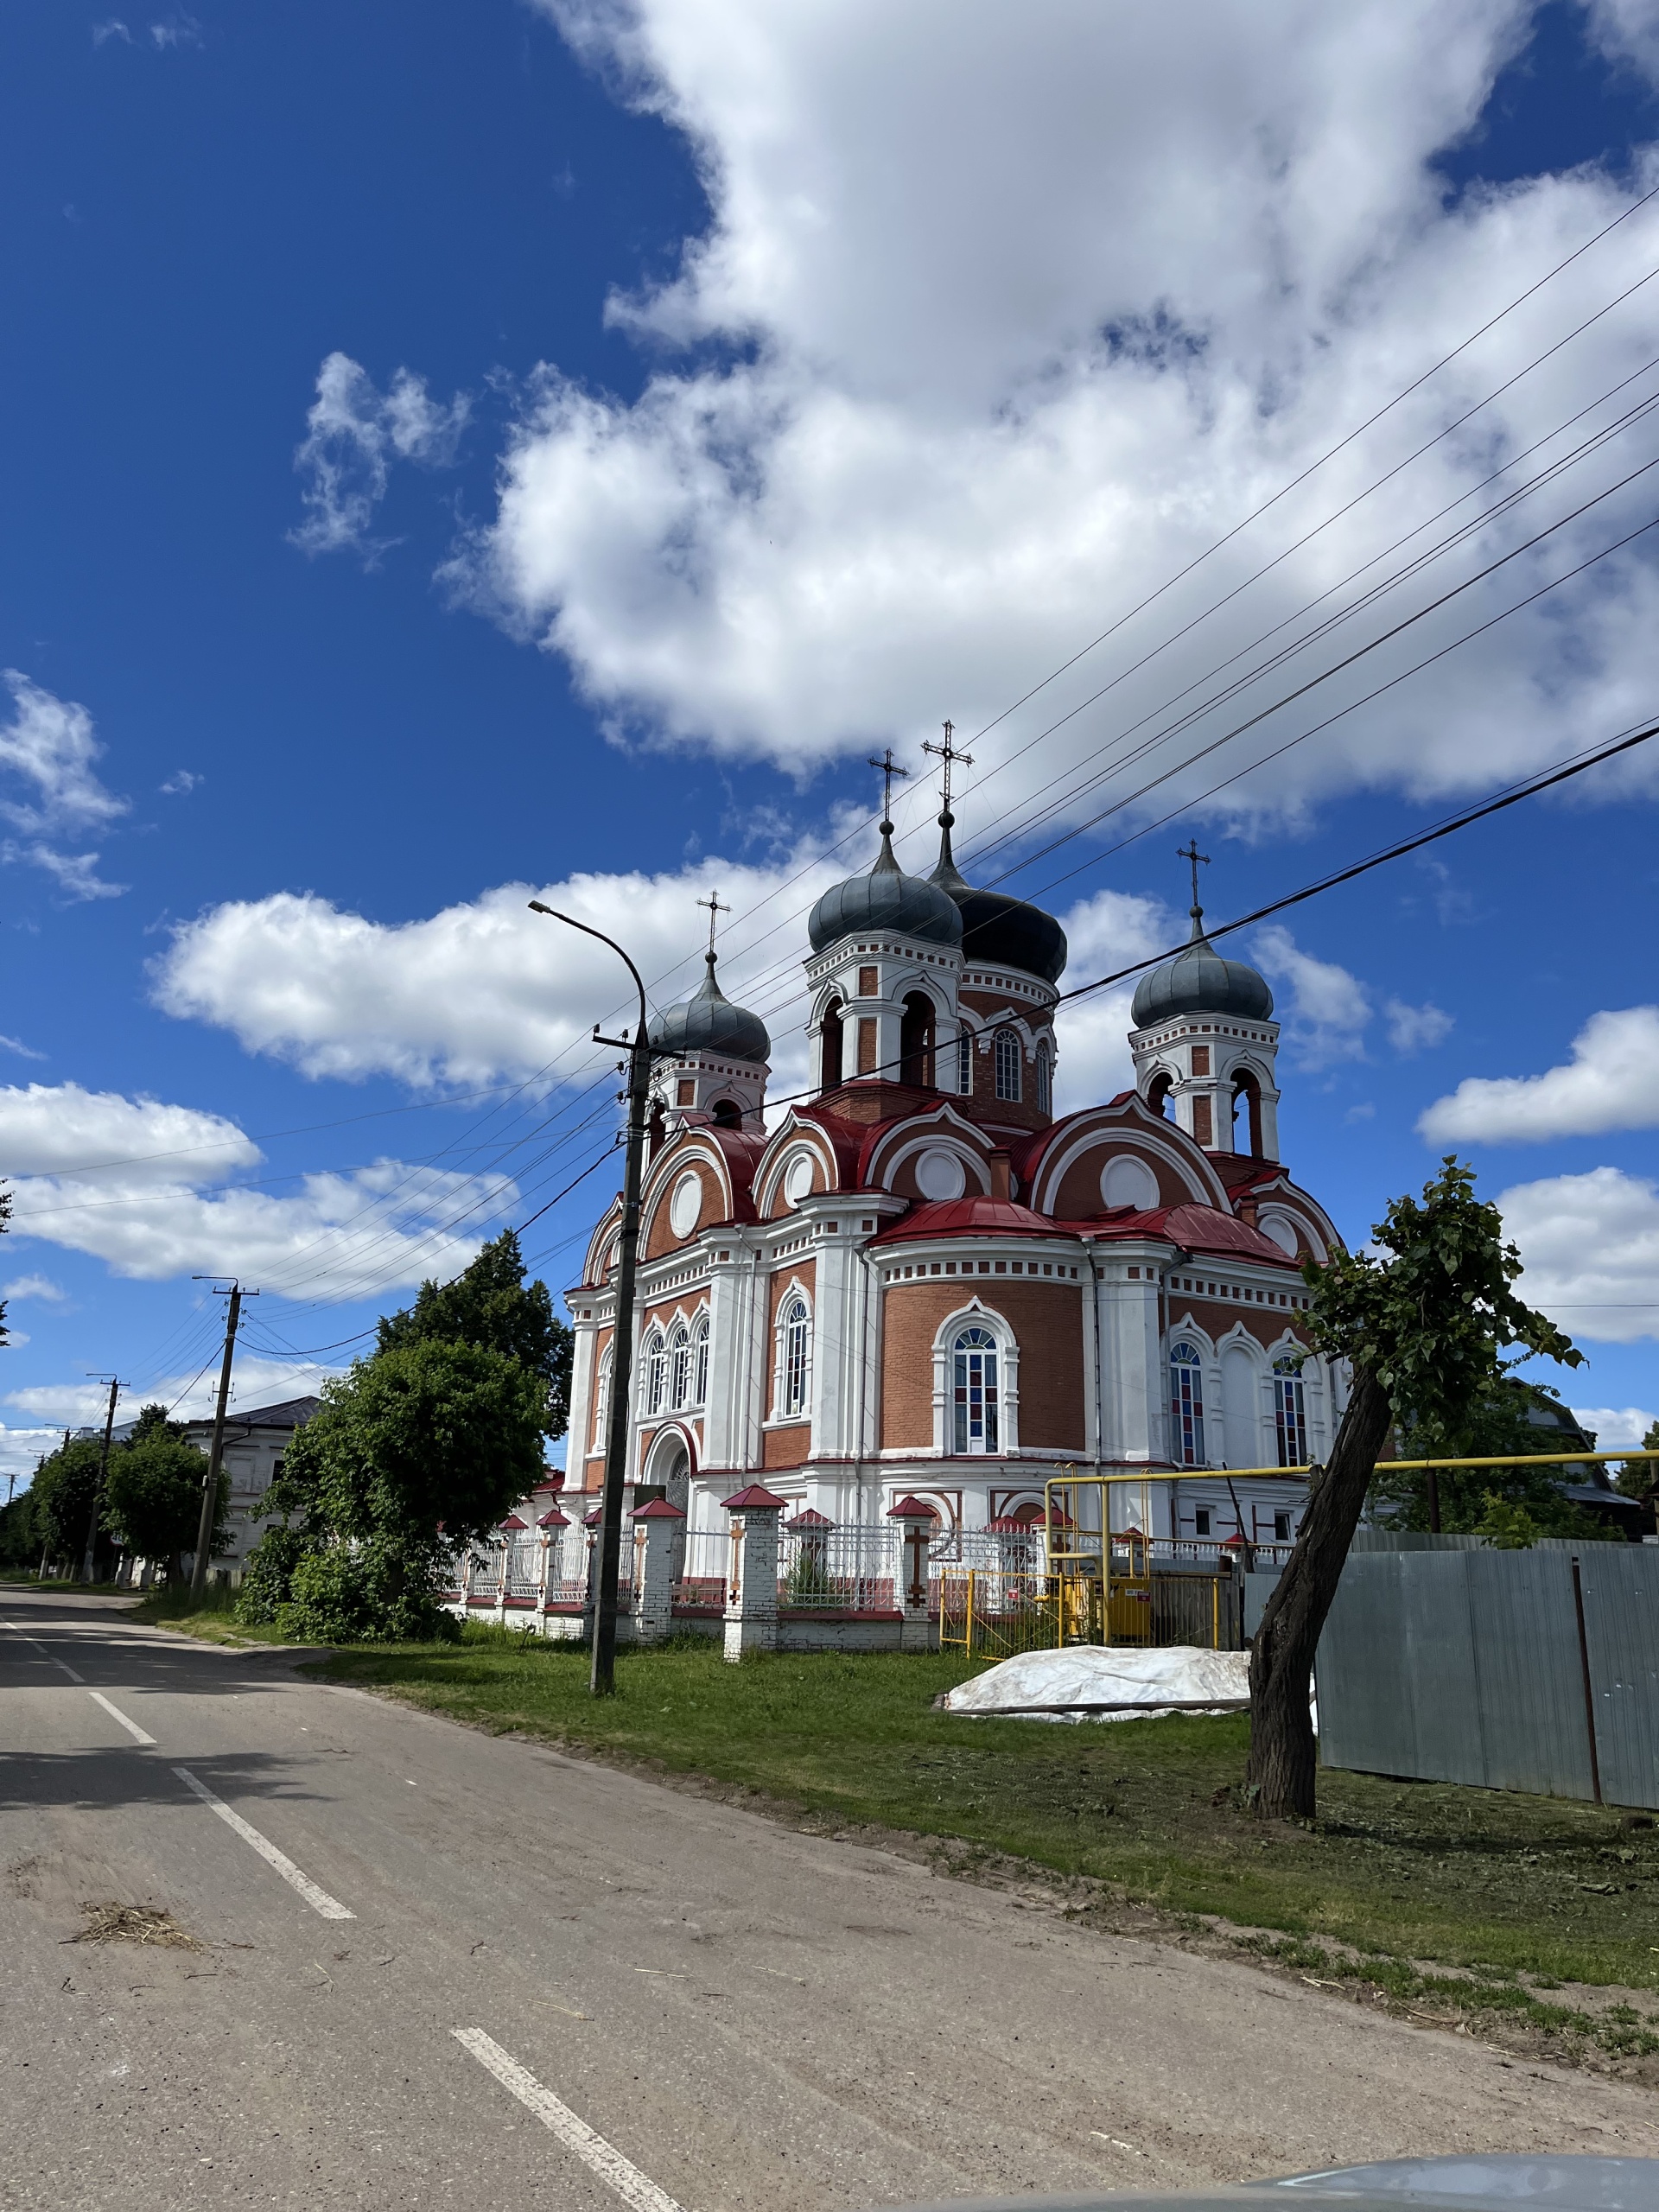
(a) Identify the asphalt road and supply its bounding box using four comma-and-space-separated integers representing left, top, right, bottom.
3, 1590, 1657, 2212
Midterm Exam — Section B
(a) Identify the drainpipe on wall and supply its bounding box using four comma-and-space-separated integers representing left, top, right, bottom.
1084, 1243, 1104, 1483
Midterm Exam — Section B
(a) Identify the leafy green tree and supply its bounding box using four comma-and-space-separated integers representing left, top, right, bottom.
377, 1229, 572, 1439
1372, 1379, 1617, 1541
0, 1476, 43, 1572
105, 1430, 226, 1585
1614, 1421, 1659, 1532
28, 1439, 108, 1573
1248, 1159, 1582, 1821
240, 1338, 545, 1641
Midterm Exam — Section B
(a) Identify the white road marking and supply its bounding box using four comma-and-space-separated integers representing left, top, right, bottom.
87, 1690, 156, 1745
3, 1621, 85, 1681
172, 1766, 355, 1920
452, 2028, 686, 2212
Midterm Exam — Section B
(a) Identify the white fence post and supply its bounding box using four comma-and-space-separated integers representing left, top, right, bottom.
721, 1484, 786, 1662
633, 1499, 684, 1643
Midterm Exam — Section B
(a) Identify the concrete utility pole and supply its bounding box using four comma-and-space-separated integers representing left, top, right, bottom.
189, 1281, 257, 1602
79, 1376, 121, 1584
529, 899, 661, 1696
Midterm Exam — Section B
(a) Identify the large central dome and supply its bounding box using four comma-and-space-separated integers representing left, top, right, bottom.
929, 817, 1067, 985
808, 824, 963, 952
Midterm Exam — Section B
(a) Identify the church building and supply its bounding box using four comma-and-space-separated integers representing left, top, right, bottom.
563, 779, 1344, 1555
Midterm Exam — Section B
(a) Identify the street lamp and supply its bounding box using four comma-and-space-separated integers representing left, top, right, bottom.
528, 901, 660, 1697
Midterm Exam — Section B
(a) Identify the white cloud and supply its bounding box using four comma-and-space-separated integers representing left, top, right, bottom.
1052, 887, 1173, 1109
92, 19, 131, 44
1385, 997, 1454, 1054
0, 673, 128, 900
1253, 925, 1370, 1068
432, 0, 1659, 851
6, 1354, 343, 1433
0, 1035, 45, 1062
160, 769, 200, 795
3, 1274, 68, 1304
0, 1083, 512, 1300
1500, 1164, 1659, 1343
1421, 1004, 1659, 1143
291, 352, 470, 558
151, 842, 877, 1092
149, 13, 200, 47
0, 1423, 73, 1485
1570, 1402, 1657, 1449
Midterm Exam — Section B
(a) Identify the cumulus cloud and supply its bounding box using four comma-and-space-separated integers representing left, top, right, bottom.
1385, 997, 1455, 1054
149, 13, 200, 46
0, 1421, 75, 1484
1254, 925, 1371, 1067
1421, 1005, 1659, 1142
1571, 1402, 1658, 1448
3, 1274, 68, 1304
92, 19, 131, 44
291, 352, 470, 558
1500, 1163, 1659, 1343
6, 1353, 342, 1434
0, 1083, 512, 1300
0, 672, 128, 899
1051, 887, 1174, 1109
160, 769, 200, 796
433, 0, 1659, 861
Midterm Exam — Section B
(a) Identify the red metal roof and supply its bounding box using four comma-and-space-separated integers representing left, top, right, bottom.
633, 1497, 686, 1520
720, 1482, 789, 1511
869, 1196, 1076, 1245
787, 1508, 834, 1529
499, 1515, 528, 1531
536, 1510, 569, 1529
887, 1494, 940, 1518
1082, 1201, 1301, 1267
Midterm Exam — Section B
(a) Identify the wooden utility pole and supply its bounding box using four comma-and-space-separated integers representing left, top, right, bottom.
190, 1282, 256, 1602
79, 1376, 121, 1584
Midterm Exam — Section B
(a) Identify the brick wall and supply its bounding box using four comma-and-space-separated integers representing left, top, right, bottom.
879, 1278, 1085, 1451
644, 1158, 728, 1259
763, 1423, 811, 1470
1051, 1140, 1194, 1217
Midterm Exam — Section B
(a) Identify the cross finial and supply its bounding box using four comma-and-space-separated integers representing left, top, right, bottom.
866, 747, 909, 830
921, 719, 975, 818
1178, 838, 1211, 919
696, 889, 730, 960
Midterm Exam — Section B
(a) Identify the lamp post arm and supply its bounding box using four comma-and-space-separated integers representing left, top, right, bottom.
526, 903, 649, 1039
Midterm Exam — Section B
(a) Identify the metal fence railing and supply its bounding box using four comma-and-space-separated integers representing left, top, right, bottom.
778, 1524, 898, 1612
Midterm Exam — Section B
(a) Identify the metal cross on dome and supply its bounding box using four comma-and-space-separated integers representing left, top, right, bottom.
921, 719, 975, 813
866, 747, 910, 828
1178, 837, 1211, 918
696, 889, 730, 957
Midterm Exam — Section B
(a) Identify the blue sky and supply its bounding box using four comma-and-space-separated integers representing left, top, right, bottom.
3, 0, 1659, 1472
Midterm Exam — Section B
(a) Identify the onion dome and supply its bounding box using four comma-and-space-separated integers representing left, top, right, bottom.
930, 814, 1066, 984
808, 822, 963, 953
648, 950, 771, 1063
1130, 906, 1273, 1027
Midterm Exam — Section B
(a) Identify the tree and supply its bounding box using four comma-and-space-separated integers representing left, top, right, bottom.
377, 1229, 572, 1439
28, 1439, 108, 1572
105, 1430, 227, 1586
1372, 1378, 1617, 1542
1246, 1159, 1581, 1821
240, 1338, 545, 1641
1614, 1421, 1659, 1533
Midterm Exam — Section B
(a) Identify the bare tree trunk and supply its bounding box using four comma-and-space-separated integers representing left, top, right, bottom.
1246, 1364, 1393, 1820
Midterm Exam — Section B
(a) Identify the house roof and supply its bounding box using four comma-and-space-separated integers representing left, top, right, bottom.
183, 1394, 321, 1433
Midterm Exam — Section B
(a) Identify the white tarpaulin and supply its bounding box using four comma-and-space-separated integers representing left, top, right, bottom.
941, 1644, 1253, 1723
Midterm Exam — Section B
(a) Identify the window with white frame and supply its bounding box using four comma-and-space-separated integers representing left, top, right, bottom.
1170, 1343, 1205, 1465
669, 1323, 691, 1409
777, 1294, 810, 1418
1273, 1355, 1308, 1466
692, 1312, 709, 1405
951, 1325, 1001, 1453
1035, 1044, 1052, 1114
957, 1030, 973, 1095
643, 1330, 667, 1416
593, 1346, 613, 1449
995, 1029, 1022, 1103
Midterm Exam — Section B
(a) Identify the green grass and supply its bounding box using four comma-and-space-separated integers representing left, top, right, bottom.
125, 1585, 293, 1645
316, 1630, 1659, 2046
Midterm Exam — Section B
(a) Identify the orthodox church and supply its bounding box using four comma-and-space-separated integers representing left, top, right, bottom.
563, 774, 1344, 1554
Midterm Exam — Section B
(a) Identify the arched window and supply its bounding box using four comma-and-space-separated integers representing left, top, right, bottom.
899, 992, 936, 1088
819, 996, 844, 1091
778, 1294, 810, 1418
1147, 1071, 1173, 1119
1169, 1343, 1205, 1466
692, 1312, 710, 1406
995, 1029, 1022, 1103
1273, 1355, 1308, 1466
956, 1030, 973, 1095
593, 1345, 613, 1450
643, 1331, 667, 1416
952, 1325, 1001, 1453
1035, 1044, 1052, 1115
1233, 1071, 1264, 1157
670, 1323, 691, 1409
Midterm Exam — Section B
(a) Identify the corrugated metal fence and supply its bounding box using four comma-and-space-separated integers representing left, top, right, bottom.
1309, 1541, 1659, 1810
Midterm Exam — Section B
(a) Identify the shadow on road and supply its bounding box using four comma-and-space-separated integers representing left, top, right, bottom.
0, 1748, 348, 1815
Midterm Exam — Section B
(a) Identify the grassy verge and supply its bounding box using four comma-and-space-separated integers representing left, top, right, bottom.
315, 1630, 1659, 2065
125, 1586, 293, 1646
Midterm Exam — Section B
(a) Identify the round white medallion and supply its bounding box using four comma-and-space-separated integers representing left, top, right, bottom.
1100, 1154, 1159, 1211
669, 1172, 702, 1237
1258, 1208, 1300, 1257
785, 1153, 815, 1205
915, 1147, 967, 1202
